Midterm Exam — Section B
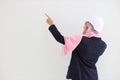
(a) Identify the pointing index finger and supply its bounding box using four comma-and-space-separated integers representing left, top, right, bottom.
45, 13, 50, 18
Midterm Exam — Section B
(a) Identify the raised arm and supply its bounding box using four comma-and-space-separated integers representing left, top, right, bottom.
45, 13, 65, 44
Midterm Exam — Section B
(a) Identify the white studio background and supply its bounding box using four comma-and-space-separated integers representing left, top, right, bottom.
0, 0, 120, 80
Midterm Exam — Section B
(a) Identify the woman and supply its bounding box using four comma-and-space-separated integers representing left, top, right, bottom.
45, 14, 107, 80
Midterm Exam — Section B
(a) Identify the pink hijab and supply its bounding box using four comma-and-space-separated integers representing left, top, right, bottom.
62, 26, 100, 56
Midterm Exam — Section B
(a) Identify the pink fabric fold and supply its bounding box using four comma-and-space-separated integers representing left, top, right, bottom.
62, 35, 83, 55
62, 32, 100, 56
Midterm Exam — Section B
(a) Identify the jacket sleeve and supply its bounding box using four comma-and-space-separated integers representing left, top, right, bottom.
48, 24, 65, 44
48, 24, 83, 55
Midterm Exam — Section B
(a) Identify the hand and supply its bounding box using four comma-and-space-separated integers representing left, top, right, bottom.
45, 13, 54, 26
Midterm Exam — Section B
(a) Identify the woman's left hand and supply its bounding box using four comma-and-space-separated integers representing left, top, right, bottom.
45, 13, 54, 26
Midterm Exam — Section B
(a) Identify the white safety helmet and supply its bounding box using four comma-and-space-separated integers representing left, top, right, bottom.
85, 16, 104, 33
